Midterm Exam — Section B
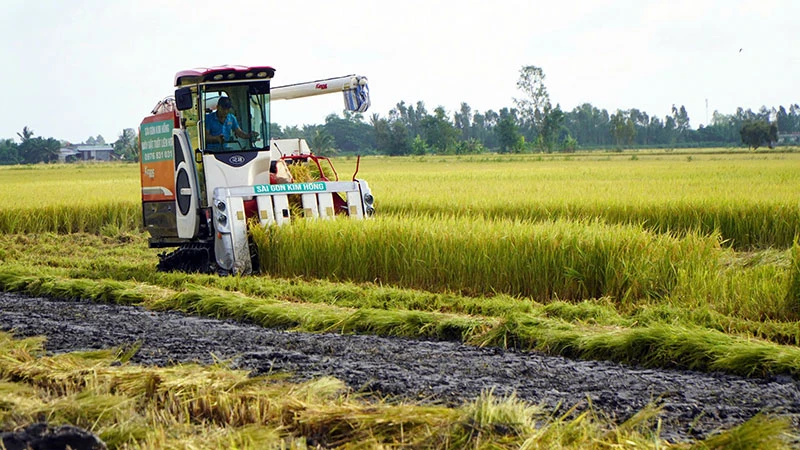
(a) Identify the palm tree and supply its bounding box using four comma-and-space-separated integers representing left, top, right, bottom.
311, 129, 336, 156
16, 126, 34, 143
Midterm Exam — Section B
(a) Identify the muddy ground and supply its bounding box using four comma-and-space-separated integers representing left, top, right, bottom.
0, 293, 798, 443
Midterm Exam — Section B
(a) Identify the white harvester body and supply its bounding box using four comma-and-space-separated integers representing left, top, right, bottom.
139, 65, 374, 274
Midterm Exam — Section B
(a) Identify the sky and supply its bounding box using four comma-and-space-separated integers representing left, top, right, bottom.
1, 0, 798, 145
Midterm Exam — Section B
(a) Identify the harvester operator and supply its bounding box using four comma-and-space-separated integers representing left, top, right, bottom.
204, 96, 258, 150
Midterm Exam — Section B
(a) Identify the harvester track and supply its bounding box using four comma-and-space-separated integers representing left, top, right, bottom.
156, 242, 216, 274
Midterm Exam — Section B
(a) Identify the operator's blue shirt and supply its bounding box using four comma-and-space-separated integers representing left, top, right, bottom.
205, 111, 240, 150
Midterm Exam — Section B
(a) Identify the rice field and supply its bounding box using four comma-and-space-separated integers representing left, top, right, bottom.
1, 153, 800, 324
2, 151, 800, 245
367, 152, 800, 249
1, 150, 800, 447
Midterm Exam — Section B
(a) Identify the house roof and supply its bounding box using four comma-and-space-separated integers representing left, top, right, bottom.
73, 145, 113, 151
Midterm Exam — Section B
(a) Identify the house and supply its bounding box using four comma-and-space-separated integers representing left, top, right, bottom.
58, 144, 116, 162
777, 133, 800, 145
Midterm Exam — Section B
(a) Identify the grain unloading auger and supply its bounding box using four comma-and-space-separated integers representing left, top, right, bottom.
139, 66, 375, 275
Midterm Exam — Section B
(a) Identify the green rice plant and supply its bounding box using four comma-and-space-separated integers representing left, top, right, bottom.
537, 298, 625, 324
474, 315, 800, 378
691, 414, 793, 450
287, 161, 314, 181
4, 260, 800, 379
2, 228, 800, 377
383, 198, 800, 250
784, 240, 800, 317
2, 227, 796, 330
4, 154, 800, 250
0, 163, 140, 208
365, 155, 800, 249
457, 390, 539, 438
3, 230, 800, 346
630, 303, 800, 346
251, 215, 719, 303
0, 201, 140, 234
663, 246, 800, 323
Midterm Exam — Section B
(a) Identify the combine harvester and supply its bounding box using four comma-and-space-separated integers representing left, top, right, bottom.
139, 65, 375, 275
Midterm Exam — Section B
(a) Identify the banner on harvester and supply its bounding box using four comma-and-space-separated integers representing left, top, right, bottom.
139, 112, 176, 201
254, 182, 327, 194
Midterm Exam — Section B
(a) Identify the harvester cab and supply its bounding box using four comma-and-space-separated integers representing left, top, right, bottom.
139, 65, 374, 275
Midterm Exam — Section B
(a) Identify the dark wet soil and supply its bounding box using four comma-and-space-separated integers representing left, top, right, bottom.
1, 422, 105, 450
1, 293, 798, 443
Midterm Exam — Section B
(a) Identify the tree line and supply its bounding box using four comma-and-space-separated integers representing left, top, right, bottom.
272, 100, 796, 157
279, 67, 798, 156
1, 66, 794, 164
0, 127, 138, 165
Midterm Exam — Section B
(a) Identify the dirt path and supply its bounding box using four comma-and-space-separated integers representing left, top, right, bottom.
1, 293, 798, 442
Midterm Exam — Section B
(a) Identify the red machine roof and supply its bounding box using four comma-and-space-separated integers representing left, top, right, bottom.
174, 65, 276, 86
